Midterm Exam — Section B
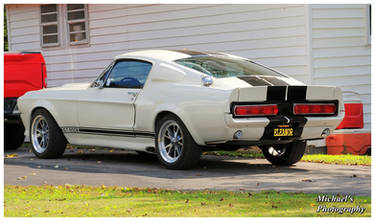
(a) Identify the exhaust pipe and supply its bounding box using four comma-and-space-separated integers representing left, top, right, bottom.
321, 128, 331, 138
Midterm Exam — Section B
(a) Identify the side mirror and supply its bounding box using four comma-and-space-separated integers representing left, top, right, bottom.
93, 80, 105, 89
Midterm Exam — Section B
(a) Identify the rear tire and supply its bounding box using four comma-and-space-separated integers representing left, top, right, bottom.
30, 109, 67, 158
4, 123, 25, 150
262, 141, 306, 165
155, 114, 201, 169
365, 147, 371, 156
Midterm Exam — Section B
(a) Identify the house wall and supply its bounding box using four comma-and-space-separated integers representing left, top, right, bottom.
7, 4, 310, 86
309, 4, 371, 129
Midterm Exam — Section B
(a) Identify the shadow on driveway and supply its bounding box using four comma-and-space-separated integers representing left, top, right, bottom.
5, 146, 309, 179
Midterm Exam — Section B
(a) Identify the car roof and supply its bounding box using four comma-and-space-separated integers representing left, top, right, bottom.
115, 49, 235, 62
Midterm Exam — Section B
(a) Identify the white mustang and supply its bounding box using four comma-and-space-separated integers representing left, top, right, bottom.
18, 49, 344, 169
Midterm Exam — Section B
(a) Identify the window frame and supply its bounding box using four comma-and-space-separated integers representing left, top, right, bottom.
91, 61, 115, 87
66, 4, 89, 45
104, 59, 153, 89
40, 4, 60, 47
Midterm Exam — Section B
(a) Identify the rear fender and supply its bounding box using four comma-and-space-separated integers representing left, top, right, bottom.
153, 105, 205, 145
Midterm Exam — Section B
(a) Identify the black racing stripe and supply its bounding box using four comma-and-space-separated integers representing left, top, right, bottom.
62, 127, 155, 138
287, 86, 307, 102
267, 86, 287, 101
260, 86, 308, 142
79, 128, 135, 136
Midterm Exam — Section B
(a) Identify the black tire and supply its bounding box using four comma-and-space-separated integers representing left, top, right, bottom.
155, 114, 201, 170
30, 109, 67, 158
262, 141, 306, 165
365, 147, 371, 156
4, 123, 25, 150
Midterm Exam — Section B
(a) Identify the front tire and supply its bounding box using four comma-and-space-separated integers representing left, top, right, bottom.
261, 141, 306, 165
30, 109, 67, 158
155, 114, 201, 169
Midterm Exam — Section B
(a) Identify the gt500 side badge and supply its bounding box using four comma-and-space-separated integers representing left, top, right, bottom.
61, 127, 79, 133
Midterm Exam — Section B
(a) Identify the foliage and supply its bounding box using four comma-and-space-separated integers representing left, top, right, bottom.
4, 6, 8, 51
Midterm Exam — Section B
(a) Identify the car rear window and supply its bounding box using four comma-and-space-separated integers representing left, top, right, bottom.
175, 55, 285, 78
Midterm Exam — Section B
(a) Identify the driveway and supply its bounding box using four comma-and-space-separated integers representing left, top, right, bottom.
4, 146, 371, 196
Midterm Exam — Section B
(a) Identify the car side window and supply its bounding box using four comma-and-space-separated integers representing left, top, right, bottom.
105, 60, 152, 89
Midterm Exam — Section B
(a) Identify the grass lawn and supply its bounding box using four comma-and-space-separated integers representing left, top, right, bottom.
301, 154, 371, 166
4, 185, 371, 217
205, 151, 371, 166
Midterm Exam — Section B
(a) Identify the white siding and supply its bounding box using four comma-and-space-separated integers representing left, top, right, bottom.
7, 4, 310, 87
7, 4, 41, 51
310, 4, 371, 129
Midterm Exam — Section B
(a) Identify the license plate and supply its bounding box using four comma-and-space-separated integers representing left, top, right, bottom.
274, 127, 294, 137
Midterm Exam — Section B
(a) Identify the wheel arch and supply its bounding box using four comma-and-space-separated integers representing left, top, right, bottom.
29, 106, 68, 143
29, 100, 64, 131
153, 110, 205, 145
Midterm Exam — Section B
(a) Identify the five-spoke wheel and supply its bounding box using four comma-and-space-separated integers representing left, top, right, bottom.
30, 109, 67, 158
31, 115, 49, 153
158, 120, 184, 163
155, 114, 201, 169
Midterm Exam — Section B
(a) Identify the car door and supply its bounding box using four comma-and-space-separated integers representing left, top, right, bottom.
77, 59, 153, 132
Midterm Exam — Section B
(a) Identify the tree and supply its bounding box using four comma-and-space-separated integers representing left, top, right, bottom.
4, 6, 8, 51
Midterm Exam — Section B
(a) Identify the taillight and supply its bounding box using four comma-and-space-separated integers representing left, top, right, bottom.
293, 103, 336, 115
234, 104, 278, 117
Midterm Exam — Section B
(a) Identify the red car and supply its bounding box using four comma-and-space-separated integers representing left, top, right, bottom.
4, 52, 47, 149
326, 91, 371, 155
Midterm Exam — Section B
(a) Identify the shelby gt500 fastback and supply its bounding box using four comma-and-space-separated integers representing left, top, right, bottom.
18, 49, 344, 169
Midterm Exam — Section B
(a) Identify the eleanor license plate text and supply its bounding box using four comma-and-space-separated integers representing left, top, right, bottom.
274, 128, 293, 137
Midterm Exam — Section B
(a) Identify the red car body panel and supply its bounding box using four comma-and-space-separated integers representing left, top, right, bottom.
4, 52, 46, 98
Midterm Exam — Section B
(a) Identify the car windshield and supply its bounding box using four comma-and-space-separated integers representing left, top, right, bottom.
175, 55, 285, 78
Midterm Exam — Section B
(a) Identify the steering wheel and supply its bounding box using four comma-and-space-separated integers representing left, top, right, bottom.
119, 77, 142, 87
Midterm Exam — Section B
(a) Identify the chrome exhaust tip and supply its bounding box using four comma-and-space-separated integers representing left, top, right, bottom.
321, 128, 331, 138
233, 130, 243, 139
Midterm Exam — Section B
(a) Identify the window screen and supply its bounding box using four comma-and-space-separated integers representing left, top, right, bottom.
40, 4, 59, 46
67, 4, 88, 44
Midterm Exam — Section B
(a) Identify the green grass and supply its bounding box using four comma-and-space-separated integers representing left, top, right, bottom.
204, 150, 264, 158
301, 154, 371, 166
206, 151, 371, 166
4, 185, 370, 217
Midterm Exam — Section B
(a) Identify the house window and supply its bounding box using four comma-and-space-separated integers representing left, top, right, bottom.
40, 4, 59, 47
67, 4, 88, 44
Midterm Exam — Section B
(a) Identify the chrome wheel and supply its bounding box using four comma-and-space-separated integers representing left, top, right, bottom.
158, 120, 184, 163
31, 115, 49, 153
268, 146, 286, 157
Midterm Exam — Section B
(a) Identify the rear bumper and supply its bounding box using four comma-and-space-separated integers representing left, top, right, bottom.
210, 112, 345, 145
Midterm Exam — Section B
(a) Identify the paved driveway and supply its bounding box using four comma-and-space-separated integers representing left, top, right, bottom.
4, 147, 371, 196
